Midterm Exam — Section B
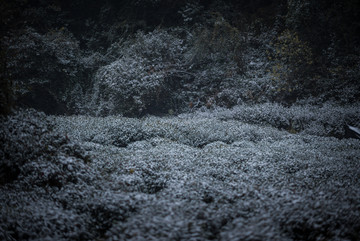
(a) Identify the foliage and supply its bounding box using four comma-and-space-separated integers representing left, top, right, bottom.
285, 0, 360, 51
189, 12, 242, 65
214, 102, 360, 138
56, 102, 360, 147
267, 30, 314, 102
178, 1, 204, 25
0, 109, 91, 186
181, 12, 248, 109
316, 40, 360, 103
89, 13, 252, 116
1, 0, 360, 113
0, 46, 13, 116
1, 1, 360, 239
2, 27, 84, 114
90, 29, 188, 116
50, 111, 360, 240
1, 108, 360, 240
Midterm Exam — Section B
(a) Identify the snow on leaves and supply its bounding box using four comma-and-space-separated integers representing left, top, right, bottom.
1, 107, 360, 240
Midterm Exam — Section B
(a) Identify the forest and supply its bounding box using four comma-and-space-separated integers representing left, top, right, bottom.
1, 0, 360, 240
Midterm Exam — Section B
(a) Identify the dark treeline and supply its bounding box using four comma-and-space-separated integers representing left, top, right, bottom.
1, 0, 359, 116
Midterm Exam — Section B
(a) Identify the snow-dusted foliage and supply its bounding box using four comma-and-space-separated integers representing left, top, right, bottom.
0, 109, 91, 187
179, 1, 204, 25
234, 30, 274, 104
1, 0, 360, 239
2, 28, 84, 114
50, 115, 148, 147
90, 29, 188, 116
89, 16, 262, 116
186, 102, 360, 138
54, 102, 360, 146
1, 109, 360, 240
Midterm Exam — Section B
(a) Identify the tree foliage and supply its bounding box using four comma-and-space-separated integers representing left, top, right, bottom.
267, 30, 314, 102
1, 0, 359, 115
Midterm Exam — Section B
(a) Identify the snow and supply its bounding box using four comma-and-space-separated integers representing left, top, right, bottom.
1, 107, 360, 240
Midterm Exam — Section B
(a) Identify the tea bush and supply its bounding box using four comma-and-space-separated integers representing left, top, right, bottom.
0, 109, 91, 186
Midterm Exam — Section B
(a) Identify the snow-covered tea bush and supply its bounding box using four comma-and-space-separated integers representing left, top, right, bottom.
194, 102, 360, 138
52, 111, 360, 240
53, 102, 360, 149
2, 108, 360, 240
0, 109, 91, 187
51, 115, 147, 147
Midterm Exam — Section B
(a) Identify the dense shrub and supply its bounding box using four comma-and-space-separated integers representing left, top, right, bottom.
1, 108, 360, 240
197, 102, 360, 138
90, 29, 189, 116
282, 0, 360, 103
51, 112, 360, 241
0, 109, 91, 186
2, 28, 85, 114
267, 30, 314, 102
235, 30, 274, 104
88, 9, 264, 116
183, 13, 247, 107
54, 102, 360, 149
285, 0, 360, 52
318, 47, 360, 104
1, 0, 359, 115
